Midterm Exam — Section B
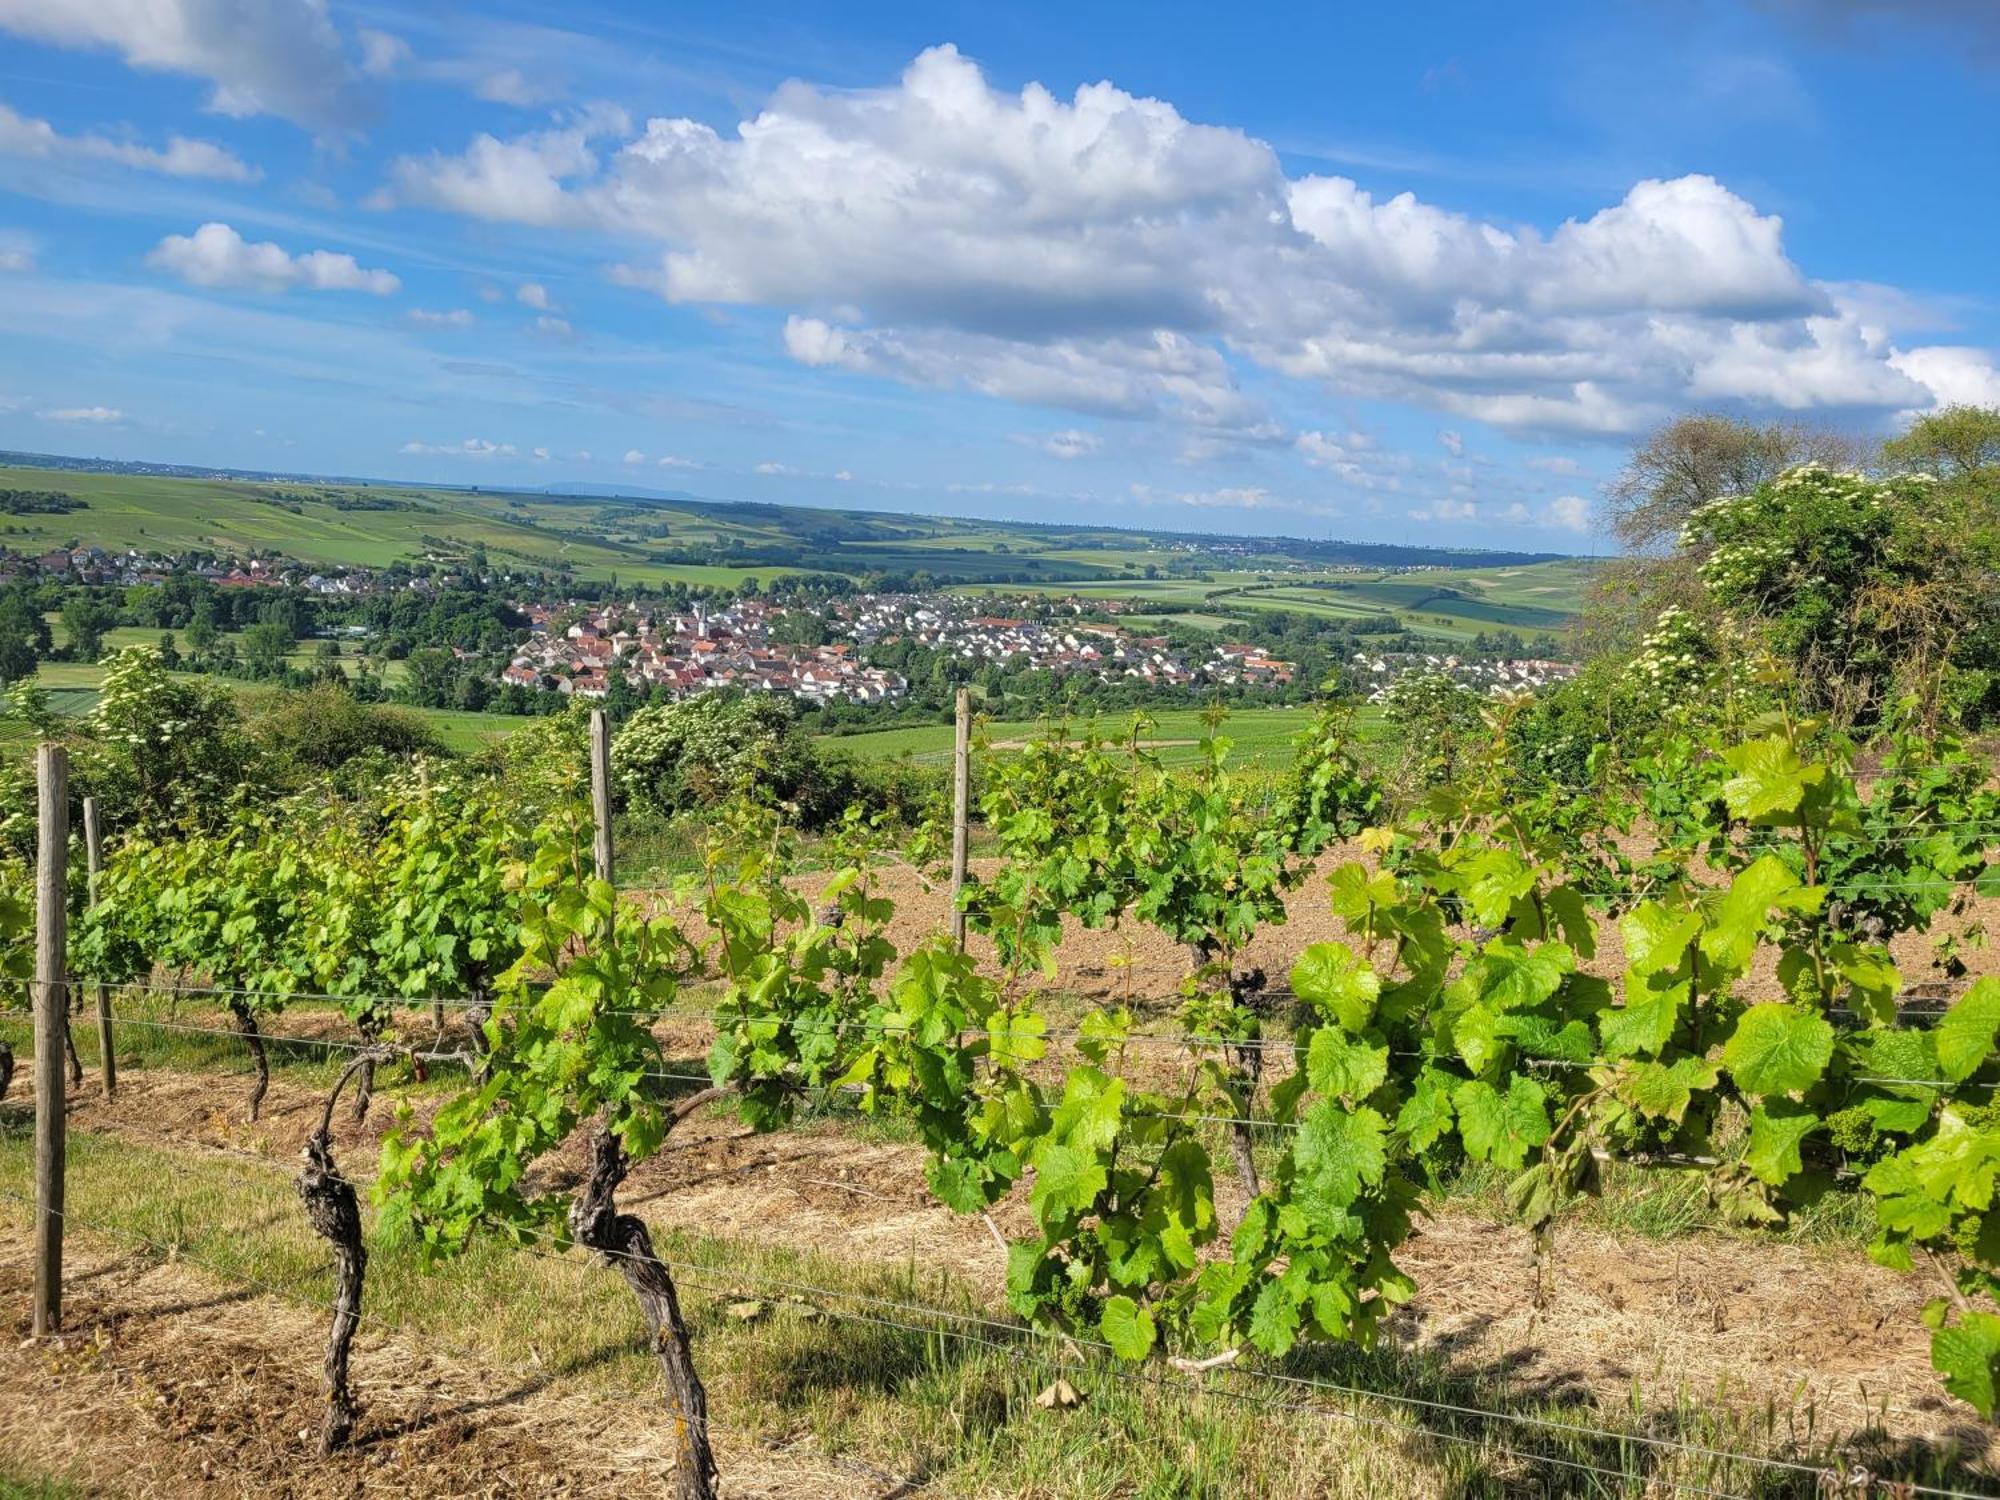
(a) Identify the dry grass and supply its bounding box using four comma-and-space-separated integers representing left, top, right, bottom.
0, 1063, 1994, 1497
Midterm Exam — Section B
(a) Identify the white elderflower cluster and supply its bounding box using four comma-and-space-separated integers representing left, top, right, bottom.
1633, 606, 1719, 704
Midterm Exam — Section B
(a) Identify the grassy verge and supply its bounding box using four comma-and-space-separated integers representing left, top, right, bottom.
0, 1465, 83, 1500
0, 1116, 1972, 1498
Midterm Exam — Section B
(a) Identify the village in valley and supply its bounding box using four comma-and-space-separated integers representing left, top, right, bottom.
498, 593, 1302, 703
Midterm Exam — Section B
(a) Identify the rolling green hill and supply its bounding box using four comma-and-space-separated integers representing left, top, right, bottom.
0, 456, 1588, 604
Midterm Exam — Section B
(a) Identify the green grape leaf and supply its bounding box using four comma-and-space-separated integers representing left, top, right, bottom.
1396, 1068, 1457, 1152
1464, 940, 1573, 1013
1306, 1028, 1389, 1101
1620, 902, 1702, 978
1937, 978, 2000, 1084
1248, 1273, 1302, 1356
1326, 862, 1399, 922
1290, 942, 1380, 1032
1723, 1003, 1835, 1098
1600, 980, 1686, 1060
1621, 1055, 1721, 1124
1932, 1312, 2000, 1418
1292, 1103, 1388, 1213
1050, 1069, 1126, 1154
1099, 1294, 1157, 1361
1720, 736, 1825, 822
1541, 885, 1597, 960
1029, 1142, 1107, 1220
1745, 1099, 1820, 1185
1703, 856, 1820, 974
1455, 846, 1536, 927
1452, 1077, 1551, 1171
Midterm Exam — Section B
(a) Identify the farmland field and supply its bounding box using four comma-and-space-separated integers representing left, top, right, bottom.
0, 461, 1585, 599
820, 703, 1349, 768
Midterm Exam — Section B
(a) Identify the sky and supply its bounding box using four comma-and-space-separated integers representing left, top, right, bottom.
0, 1, 1995, 550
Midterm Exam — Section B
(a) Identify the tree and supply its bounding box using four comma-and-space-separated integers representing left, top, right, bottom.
1681, 466, 2000, 725
186, 599, 219, 655
1606, 414, 1865, 552
59, 595, 115, 662
0, 593, 42, 683
86, 647, 254, 829
241, 621, 294, 678
1883, 404, 2000, 480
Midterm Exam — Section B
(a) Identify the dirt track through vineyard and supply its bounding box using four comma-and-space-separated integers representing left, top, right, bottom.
844, 850, 2000, 1007
2, 1059, 1992, 1497
3, 852, 1995, 1495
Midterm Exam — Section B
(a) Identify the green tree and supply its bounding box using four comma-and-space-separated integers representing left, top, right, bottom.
241, 621, 294, 678
85, 647, 254, 829
186, 599, 219, 655
1883, 404, 2000, 480
1683, 466, 2000, 724
1607, 413, 1864, 552
59, 595, 115, 662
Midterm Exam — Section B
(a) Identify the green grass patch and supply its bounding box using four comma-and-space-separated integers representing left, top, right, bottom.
0, 1121, 1944, 1498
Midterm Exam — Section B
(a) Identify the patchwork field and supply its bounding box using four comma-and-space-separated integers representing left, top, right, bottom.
0, 461, 1587, 600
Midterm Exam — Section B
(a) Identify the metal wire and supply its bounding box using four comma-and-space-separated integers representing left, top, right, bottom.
4, 1175, 1951, 1498
0, 1188, 915, 1493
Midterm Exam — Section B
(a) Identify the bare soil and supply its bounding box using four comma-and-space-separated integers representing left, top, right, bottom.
0, 1221, 888, 1498
10, 1060, 1994, 1496
835, 850, 1998, 1010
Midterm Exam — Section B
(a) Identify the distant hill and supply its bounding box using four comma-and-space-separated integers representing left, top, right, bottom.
0, 450, 1582, 587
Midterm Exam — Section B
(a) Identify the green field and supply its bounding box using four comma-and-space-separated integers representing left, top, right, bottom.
1, 462, 1588, 600
13, 654, 523, 755
959, 561, 1595, 643
820, 704, 1377, 770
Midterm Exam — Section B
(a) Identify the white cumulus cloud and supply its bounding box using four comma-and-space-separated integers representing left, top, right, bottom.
374, 42, 1993, 449
0, 0, 365, 129
1026, 429, 1102, 459
408, 307, 474, 328
147, 222, 399, 294
0, 101, 258, 180
1545, 495, 1593, 532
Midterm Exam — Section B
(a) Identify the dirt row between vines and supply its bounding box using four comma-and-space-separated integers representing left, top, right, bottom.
1, 1059, 1990, 1499
828, 851, 1999, 1008
0, 1223, 899, 1499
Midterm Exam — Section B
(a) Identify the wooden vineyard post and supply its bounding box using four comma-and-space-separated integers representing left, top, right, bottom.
950, 687, 970, 948
589, 708, 614, 885
33, 743, 67, 1337
83, 797, 112, 1099
578, 707, 718, 1497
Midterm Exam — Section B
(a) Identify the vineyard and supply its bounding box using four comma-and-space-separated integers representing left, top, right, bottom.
2, 608, 2000, 1498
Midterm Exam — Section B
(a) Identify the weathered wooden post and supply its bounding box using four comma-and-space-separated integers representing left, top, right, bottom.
950, 687, 970, 948
33, 742, 67, 1337
578, 709, 717, 1497
83, 797, 112, 1099
590, 708, 614, 885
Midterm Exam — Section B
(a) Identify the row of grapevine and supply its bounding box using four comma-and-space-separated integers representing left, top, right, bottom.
13, 696, 2000, 1496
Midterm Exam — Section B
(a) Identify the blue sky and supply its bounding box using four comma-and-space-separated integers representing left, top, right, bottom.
0, 1, 1994, 548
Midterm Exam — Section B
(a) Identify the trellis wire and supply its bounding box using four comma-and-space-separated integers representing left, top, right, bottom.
0, 1188, 917, 1495
2, 1177, 1960, 1500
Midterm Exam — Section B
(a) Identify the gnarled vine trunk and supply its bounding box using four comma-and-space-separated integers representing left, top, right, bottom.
352, 1012, 386, 1124
1225, 967, 1268, 1212
569, 1123, 718, 1500
296, 1055, 374, 1454
62, 1014, 82, 1088
230, 998, 268, 1121
0, 1038, 13, 1101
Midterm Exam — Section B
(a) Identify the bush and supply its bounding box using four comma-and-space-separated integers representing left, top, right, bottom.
248, 682, 445, 787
